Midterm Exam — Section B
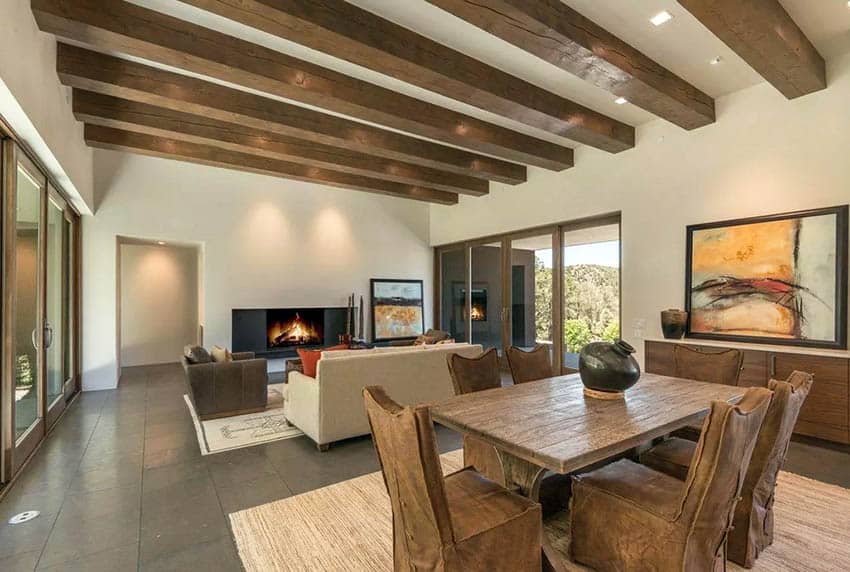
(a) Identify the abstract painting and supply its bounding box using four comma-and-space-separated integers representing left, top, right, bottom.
686, 206, 848, 348
370, 279, 425, 342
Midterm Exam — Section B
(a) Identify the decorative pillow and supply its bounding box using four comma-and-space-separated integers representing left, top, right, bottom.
211, 345, 233, 363
435, 339, 456, 345
297, 348, 323, 378
184, 345, 212, 364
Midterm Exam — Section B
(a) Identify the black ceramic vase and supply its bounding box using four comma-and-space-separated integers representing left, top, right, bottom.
578, 340, 641, 394
660, 309, 688, 339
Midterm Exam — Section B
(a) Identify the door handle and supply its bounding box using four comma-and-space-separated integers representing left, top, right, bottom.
31, 328, 39, 350
44, 322, 54, 349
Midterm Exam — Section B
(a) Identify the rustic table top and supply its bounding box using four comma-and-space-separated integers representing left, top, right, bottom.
431, 373, 744, 474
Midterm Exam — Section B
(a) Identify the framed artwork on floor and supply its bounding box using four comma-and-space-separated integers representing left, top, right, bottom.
685, 205, 848, 349
370, 279, 425, 342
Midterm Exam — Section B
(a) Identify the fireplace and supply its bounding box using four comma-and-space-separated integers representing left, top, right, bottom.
232, 307, 351, 357
267, 309, 324, 349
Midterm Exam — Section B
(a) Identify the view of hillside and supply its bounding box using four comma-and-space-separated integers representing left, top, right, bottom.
534, 260, 620, 352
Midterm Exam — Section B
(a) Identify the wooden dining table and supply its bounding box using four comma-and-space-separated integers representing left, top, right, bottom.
431, 372, 745, 569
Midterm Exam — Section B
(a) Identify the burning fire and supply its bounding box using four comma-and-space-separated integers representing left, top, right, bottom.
268, 312, 321, 347
470, 304, 485, 321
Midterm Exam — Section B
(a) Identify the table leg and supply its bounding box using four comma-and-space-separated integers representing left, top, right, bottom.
498, 449, 547, 499
496, 450, 571, 572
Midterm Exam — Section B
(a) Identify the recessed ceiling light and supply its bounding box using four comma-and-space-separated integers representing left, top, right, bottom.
710, 56, 723, 65
156, 241, 166, 246
650, 10, 673, 26
614, 97, 628, 105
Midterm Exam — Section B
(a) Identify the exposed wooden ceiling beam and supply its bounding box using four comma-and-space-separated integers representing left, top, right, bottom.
426, 0, 715, 130
170, 0, 635, 152
31, 0, 573, 171
678, 0, 825, 99
84, 125, 459, 205
56, 44, 525, 185
73, 90, 488, 196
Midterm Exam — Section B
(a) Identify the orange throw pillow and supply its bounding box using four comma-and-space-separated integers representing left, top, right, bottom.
297, 348, 322, 378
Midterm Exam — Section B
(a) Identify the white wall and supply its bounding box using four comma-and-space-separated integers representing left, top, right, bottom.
430, 53, 850, 364
119, 243, 200, 367
0, 0, 93, 213
83, 151, 434, 390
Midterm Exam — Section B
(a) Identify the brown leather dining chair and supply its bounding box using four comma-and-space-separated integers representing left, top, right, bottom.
569, 387, 772, 572
446, 349, 505, 485
674, 344, 744, 385
640, 371, 813, 568
506, 345, 552, 384
673, 344, 744, 439
362, 386, 542, 571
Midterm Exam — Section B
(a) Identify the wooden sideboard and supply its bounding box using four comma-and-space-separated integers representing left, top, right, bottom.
645, 339, 850, 444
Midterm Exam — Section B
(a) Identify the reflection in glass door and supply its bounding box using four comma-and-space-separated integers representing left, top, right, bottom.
562, 223, 621, 372
45, 189, 70, 424
13, 158, 44, 442
439, 248, 467, 342
470, 242, 504, 353
508, 233, 556, 367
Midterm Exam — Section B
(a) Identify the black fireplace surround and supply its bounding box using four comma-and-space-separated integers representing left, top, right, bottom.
232, 307, 350, 358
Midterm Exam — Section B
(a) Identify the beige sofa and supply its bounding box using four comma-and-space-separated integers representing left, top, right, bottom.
285, 343, 483, 450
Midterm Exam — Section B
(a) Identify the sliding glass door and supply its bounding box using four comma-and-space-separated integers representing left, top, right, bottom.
6, 147, 46, 468
562, 222, 621, 372
1, 139, 79, 481
507, 231, 558, 369
45, 188, 73, 425
434, 214, 620, 378
470, 242, 505, 354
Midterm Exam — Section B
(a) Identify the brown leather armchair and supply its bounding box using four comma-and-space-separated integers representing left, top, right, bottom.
363, 385, 542, 571
182, 351, 268, 420
569, 388, 772, 572
641, 371, 813, 568
506, 345, 552, 384
447, 348, 504, 485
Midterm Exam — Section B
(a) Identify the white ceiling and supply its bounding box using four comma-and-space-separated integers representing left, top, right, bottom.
124, 0, 850, 149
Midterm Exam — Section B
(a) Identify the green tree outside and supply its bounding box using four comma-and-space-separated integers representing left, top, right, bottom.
533, 257, 619, 353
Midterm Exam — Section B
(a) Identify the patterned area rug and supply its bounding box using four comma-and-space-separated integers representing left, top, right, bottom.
230, 450, 850, 571
184, 386, 302, 455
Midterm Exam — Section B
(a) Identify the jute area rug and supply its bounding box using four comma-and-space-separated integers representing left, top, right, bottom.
230, 449, 850, 571
184, 385, 302, 455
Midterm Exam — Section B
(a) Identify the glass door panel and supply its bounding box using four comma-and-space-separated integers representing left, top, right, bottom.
45, 190, 69, 422
470, 242, 504, 353
13, 162, 44, 441
562, 223, 621, 372
439, 248, 467, 342
508, 233, 555, 366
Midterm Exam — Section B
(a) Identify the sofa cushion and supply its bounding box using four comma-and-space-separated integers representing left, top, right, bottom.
184, 345, 212, 364
211, 345, 233, 363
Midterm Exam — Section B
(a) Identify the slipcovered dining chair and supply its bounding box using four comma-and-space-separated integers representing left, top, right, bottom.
641, 371, 813, 568
674, 344, 744, 439
569, 387, 772, 572
674, 344, 744, 385
447, 349, 505, 485
362, 386, 542, 571
506, 345, 552, 384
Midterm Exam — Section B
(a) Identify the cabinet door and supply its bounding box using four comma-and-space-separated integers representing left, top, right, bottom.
738, 351, 767, 387
644, 341, 675, 377
771, 353, 849, 443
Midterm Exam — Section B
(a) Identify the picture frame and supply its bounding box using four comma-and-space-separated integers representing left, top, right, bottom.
685, 205, 848, 349
370, 279, 425, 342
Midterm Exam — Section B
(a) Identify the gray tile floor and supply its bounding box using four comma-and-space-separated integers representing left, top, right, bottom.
0, 363, 461, 571
0, 363, 847, 571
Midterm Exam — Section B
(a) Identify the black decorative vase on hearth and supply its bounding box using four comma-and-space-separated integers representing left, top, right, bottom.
578, 340, 641, 394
